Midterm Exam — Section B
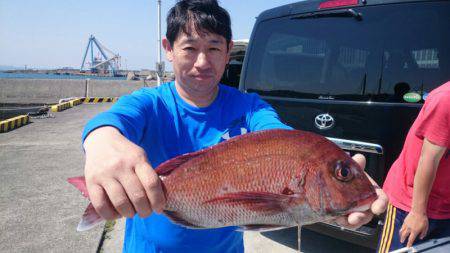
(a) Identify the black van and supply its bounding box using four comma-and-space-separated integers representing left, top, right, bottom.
236, 0, 450, 249
221, 40, 249, 88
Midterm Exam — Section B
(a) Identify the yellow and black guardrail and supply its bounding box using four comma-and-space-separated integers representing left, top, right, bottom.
2, 97, 119, 133
83, 97, 118, 103
51, 101, 72, 112
0, 115, 30, 133
69, 98, 83, 107
51, 97, 119, 112
51, 98, 85, 112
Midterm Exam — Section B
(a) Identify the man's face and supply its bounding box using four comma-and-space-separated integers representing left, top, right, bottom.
163, 28, 232, 97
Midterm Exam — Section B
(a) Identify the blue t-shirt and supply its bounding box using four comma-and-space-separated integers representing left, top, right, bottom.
82, 82, 291, 253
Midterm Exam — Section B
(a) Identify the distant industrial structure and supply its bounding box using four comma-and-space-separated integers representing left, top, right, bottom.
3, 32, 176, 81
80, 35, 121, 76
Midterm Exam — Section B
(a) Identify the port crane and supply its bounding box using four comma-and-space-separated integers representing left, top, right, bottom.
80, 35, 121, 76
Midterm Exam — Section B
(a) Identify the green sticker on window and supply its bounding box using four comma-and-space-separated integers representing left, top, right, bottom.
403, 92, 421, 103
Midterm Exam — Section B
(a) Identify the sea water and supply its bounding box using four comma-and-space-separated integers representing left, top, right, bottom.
0, 72, 126, 80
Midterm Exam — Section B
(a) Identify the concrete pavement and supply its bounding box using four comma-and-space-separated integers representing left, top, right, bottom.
0, 103, 112, 252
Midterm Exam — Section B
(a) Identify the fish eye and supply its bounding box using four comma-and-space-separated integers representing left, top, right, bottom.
334, 160, 353, 182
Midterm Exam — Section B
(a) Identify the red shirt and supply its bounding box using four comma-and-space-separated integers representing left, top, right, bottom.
383, 81, 450, 219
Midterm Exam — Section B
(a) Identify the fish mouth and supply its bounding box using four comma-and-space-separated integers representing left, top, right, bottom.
330, 191, 376, 216
346, 191, 377, 214
348, 203, 371, 213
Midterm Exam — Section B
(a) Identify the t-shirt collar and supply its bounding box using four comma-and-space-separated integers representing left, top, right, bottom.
169, 81, 223, 112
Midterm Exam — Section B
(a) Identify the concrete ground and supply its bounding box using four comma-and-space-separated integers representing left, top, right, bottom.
0, 103, 109, 252
0, 103, 298, 253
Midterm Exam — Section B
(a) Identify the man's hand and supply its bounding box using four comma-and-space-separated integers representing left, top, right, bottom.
400, 211, 429, 247
83, 126, 166, 220
334, 154, 388, 229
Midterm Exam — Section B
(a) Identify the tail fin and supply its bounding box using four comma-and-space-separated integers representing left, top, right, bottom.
67, 176, 104, 231
67, 176, 90, 199
77, 203, 104, 231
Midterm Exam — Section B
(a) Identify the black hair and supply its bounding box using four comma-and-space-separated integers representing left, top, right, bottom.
166, 0, 232, 49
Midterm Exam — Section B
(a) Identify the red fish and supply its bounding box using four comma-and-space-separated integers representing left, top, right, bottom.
68, 129, 376, 231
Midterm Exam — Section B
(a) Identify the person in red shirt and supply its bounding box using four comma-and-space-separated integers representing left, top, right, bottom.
377, 81, 450, 253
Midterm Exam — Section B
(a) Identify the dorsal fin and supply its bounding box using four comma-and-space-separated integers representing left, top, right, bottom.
155, 151, 203, 176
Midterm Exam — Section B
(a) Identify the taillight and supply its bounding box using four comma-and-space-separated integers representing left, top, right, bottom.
319, 0, 359, 9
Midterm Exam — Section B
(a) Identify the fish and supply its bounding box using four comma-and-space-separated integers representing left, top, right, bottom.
68, 129, 377, 232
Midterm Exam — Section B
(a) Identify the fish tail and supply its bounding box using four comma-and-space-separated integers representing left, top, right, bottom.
67, 176, 90, 199
77, 203, 104, 231
67, 176, 103, 231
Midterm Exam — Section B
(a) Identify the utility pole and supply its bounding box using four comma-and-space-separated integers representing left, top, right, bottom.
156, 0, 164, 86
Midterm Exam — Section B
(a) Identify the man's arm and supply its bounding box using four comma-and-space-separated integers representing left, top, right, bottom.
246, 93, 292, 131
399, 138, 447, 247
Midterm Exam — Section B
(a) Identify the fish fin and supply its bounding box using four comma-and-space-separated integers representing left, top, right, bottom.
163, 210, 205, 229
77, 203, 104, 231
67, 177, 102, 231
155, 152, 203, 176
205, 192, 298, 214
67, 176, 89, 199
237, 224, 290, 232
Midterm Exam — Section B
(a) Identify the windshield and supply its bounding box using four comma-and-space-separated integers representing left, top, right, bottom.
244, 1, 450, 102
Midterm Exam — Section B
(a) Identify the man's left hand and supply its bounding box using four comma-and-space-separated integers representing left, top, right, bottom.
334, 154, 389, 229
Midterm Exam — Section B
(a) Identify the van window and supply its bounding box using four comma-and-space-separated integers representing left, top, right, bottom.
412, 49, 439, 69
244, 1, 450, 102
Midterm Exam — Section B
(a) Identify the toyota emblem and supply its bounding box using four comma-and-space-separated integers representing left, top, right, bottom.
315, 113, 335, 130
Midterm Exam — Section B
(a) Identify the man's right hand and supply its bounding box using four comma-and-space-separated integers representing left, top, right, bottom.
83, 126, 166, 220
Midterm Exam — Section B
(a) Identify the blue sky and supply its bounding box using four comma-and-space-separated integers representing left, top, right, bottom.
0, 0, 301, 71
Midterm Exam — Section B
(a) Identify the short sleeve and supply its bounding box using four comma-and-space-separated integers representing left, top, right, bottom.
415, 93, 450, 147
82, 88, 156, 145
246, 93, 292, 131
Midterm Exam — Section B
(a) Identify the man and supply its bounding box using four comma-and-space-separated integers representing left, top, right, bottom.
82, 0, 387, 252
377, 81, 450, 253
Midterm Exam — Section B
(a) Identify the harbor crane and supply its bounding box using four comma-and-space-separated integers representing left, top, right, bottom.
80, 35, 121, 76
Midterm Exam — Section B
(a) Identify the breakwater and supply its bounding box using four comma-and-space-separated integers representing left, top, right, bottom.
0, 78, 158, 104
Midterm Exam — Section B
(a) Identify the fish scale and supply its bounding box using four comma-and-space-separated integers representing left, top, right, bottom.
168, 162, 294, 226
68, 129, 377, 231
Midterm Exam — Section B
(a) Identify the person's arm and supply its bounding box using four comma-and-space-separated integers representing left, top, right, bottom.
246, 93, 292, 131
82, 90, 166, 221
400, 138, 447, 247
398, 91, 450, 247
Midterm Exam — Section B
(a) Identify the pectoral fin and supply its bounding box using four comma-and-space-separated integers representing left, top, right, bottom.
204, 192, 298, 214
